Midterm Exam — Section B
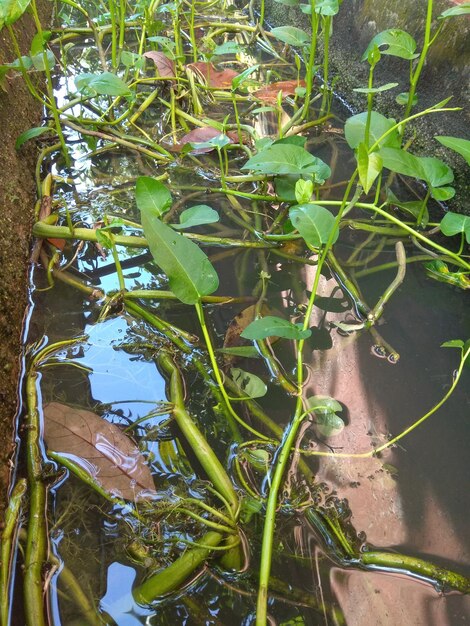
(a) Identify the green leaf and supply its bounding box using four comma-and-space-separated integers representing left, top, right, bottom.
441, 340, 464, 349
439, 3, 470, 18
140, 214, 219, 304
274, 0, 300, 5
396, 91, 418, 106
306, 395, 344, 437
241, 316, 311, 340
362, 29, 418, 60
30, 50, 55, 71
136, 177, 172, 218
386, 190, 429, 226
440, 212, 470, 244
430, 186, 455, 201
230, 368, 267, 398
357, 142, 383, 193
270, 26, 311, 47
344, 111, 400, 149
353, 82, 398, 94
213, 41, 241, 56
15, 126, 54, 149
315, 0, 340, 15
231, 64, 259, 90
30, 31, 51, 56
295, 179, 314, 204
435, 136, 470, 166
75, 71, 131, 96
171, 205, 219, 230
242, 144, 330, 180
379, 148, 454, 187
0, 0, 31, 27
289, 204, 339, 248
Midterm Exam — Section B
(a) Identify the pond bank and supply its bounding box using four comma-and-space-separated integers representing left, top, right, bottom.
259, 0, 470, 213
0, 0, 52, 519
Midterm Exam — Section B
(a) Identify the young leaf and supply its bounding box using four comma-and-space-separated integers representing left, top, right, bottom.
241, 316, 311, 340
439, 4, 470, 19
289, 204, 339, 248
357, 142, 383, 193
270, 26, 311, 47
136, 176, 172, 217
230, 368, 267, 398
231, 65, 259, 90
295, 179, 314, 204
75, 72, 131, 96
242, 144, 330, 181
306, 395, 344, 437
171, 205, 219, 230
362, 29, 418, 60
43, 402, 157, 501
396, 91, 418, 106
344, 112, 400, 149
435, 136, 470, 166
315, 0, 340, 16
440, 212, 470, 244
140, 213, 219, 304
15, 126, 54, 149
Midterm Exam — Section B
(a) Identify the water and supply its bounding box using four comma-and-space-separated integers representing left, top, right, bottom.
11, 1, 470, 624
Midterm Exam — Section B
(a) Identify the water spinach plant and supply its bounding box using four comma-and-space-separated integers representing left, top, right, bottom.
1, 0, 470, 624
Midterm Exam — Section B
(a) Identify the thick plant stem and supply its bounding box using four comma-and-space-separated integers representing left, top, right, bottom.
158, 351, 239, 516
24, 370, 47, 626
1, 479, 27, 626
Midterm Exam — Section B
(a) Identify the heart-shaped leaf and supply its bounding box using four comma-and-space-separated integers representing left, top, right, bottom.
140, 211, 219, 304
171, 205, 219, 230
289, 203, 339, 248
75, 71, 131, 96
306, 395, 344, 437
43, 402, 157, 501
270, 26, 311, 47
440, 212, 470, 244
242, 144, 331, 180
362, 29, 418, 60
241, 316, 311, 340
230, 368, 267, 398
345, 111, 400, 149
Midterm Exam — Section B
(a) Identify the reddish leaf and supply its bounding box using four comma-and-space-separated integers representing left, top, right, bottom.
186, 62, 238, 89
172, 126, 235, 154
143, 51, 175, 78
47, 238, 66, 251
254, 80, 306, 104
43, 402, 157, 501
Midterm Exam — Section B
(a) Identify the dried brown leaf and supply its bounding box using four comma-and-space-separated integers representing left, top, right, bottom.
43, 402, 157, 501
186, 62, 238, 89
253, 80, 306, 104
143, 51, 175, 78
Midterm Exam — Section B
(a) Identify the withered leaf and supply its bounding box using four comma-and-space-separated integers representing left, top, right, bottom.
172, 126, 235, 154
43, 402, 157, 501
143, 51, 175, 78
254, 80, 306, 104
186, 62, 238, 89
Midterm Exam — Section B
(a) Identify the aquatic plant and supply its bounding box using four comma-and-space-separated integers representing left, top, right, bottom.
1, 0, 470, 624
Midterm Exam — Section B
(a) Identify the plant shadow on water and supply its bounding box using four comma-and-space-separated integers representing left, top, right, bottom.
2, 0, 470, 624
